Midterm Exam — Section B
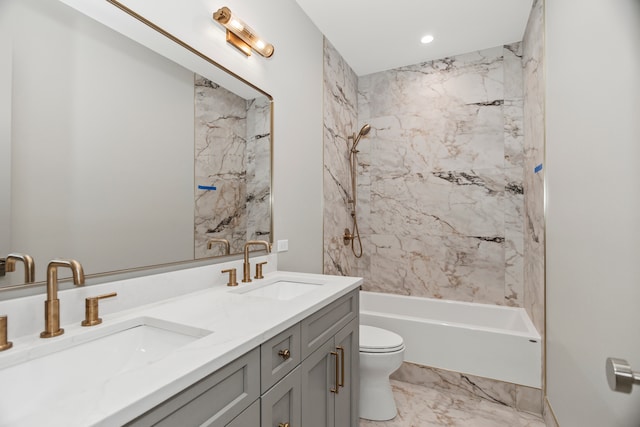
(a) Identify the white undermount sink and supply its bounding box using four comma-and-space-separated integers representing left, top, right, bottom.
233, 280, 324, 300
0, 317, 212, 425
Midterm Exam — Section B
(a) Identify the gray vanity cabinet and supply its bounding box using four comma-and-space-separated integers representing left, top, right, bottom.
124, 289, 359, 427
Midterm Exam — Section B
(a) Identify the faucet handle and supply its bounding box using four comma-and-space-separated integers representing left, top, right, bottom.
81, 292, 117, 327
0, 315, 12, 351
254, 261, 267, 279
222, 268, 238, 287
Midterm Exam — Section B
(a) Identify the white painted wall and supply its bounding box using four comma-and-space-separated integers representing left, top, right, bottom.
546, 0, 640, 424
57, 0, 325, 273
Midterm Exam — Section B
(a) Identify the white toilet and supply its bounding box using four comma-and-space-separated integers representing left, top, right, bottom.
359, 324, 405, 421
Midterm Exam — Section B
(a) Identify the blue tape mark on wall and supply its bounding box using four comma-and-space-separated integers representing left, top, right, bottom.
534, 164, 543, 174
198, 185, 217, 191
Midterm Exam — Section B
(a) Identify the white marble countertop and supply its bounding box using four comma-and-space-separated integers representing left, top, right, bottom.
0, 269, 362, 426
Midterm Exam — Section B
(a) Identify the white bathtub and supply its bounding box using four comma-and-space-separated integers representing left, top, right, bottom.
360, 291, 541, 388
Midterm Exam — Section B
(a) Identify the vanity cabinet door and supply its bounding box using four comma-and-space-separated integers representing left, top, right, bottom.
261, 366, 301, 427
300, 337, 336, 427
334, 318, 359, 427
300, 317, 360, 427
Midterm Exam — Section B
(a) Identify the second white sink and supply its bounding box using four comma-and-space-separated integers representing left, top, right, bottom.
234, 280, 323, 300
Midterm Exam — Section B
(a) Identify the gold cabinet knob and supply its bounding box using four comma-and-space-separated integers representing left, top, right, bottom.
81, 292, 117, 326
278, 423, 290, 427
278, 349, 291, 360
222, 268, 238, 286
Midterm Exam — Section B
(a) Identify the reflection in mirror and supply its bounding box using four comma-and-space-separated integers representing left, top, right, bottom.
194, 77, 271, 258
0, 0, 272, 292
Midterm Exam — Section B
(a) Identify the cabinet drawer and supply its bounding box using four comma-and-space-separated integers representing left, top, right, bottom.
125, 347, 260, 427
261, 366, 301, 427
301, 290, 358, 359
261, 323, 301, 393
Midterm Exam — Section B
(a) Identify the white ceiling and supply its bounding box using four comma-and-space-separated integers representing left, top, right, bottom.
295, 0, 534, 76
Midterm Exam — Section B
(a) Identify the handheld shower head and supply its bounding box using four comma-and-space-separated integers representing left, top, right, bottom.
351, 124, 371, 150
358, 124, 371, 137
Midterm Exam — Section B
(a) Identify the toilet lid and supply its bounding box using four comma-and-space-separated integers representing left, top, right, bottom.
360, 325, 404, 353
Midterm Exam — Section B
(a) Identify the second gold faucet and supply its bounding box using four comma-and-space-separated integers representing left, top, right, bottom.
242, 240, 271, 283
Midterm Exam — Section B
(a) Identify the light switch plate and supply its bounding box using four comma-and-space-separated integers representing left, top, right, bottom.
277, 240, 288, 252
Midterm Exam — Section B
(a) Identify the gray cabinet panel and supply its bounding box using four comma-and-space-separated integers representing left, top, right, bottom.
261, 323, 301, 393
125, 348, 260, 427
226, 399, 260, 427
300, 337, 336, 427
261, 366, 301, 427
300, 291, 358, 359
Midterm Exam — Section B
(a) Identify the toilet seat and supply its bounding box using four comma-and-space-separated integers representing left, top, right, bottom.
360, 325, 404, 353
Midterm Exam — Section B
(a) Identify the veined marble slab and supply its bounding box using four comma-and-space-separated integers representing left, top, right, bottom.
324, 40, 527, 308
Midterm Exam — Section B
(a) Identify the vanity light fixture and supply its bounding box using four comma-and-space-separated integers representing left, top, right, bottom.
213, 7, 274, 58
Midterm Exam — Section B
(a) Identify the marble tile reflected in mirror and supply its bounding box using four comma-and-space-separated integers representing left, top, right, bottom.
194, 76, 271, 258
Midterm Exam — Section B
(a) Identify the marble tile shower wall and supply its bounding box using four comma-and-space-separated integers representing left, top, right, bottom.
324, 42, 527, 307
358, 44, 525, 306
194, 76, 271, 258
323, 39, 360, 276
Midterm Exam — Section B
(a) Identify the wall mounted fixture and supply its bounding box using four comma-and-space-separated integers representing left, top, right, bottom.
213, 7, 274, 58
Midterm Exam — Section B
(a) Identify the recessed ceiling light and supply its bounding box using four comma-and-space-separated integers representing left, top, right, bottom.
421, 35, 434, 44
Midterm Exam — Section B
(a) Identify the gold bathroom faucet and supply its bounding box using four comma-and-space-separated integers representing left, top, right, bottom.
242, 240, 271, 283
207, 238, 231, 255
4, 253, 36, 283
41, 259, 85, 338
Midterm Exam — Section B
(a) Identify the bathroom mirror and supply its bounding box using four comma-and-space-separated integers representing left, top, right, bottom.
0, 0, 272, 293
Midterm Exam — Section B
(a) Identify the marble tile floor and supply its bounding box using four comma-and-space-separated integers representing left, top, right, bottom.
360, 380, 545, 427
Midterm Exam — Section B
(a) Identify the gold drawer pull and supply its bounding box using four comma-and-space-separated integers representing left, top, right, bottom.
330, 351, 339, 394
337, 346, 345, 388
278, 349, 291, 360
278, 423, 290, 427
